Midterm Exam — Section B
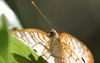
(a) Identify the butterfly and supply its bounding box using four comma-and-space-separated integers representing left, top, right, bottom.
11, 0, 94, 63
12, 28, 94, 63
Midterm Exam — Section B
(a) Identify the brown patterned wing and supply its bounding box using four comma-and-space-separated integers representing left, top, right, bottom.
12, 29, 55, 63
12, 29, 49, 55
60, 33, 94, 63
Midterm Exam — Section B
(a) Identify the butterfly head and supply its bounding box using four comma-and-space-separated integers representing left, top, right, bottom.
48, 29, 59, 38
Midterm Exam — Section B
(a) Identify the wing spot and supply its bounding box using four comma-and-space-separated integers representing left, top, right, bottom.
81, 57, 86, 63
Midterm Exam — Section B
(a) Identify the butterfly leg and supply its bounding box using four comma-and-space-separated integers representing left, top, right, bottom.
31, 41, 50, 52
31, 41, 52, 60
41, 50, 51, 60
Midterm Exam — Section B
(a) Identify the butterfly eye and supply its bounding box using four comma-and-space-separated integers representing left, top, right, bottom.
49, 31, 56, 37
50, 31, 54, 35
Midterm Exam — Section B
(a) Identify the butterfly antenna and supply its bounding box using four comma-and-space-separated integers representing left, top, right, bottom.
31, 1, 53, 29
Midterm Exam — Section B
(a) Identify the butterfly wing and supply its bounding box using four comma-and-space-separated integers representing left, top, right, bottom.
12, 29, 49, 55
60, 33, 94, 63
12, 29, 94, 63
12, 29, 55, 63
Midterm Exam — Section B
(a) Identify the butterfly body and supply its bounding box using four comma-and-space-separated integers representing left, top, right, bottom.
12, 29, 94, 63
48, 29, 65, 63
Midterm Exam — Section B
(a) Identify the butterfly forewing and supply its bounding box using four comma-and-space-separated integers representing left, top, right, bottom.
12, 29, 94, 63
12, 29, 50, 56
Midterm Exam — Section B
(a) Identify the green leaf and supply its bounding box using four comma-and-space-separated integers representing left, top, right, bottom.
0, 15, 12, 63
0, 15, 47, 63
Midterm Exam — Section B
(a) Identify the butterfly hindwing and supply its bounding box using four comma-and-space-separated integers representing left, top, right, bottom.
60, 33, 94, 63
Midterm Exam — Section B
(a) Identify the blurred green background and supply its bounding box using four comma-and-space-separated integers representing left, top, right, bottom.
5, 0, 100, 63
